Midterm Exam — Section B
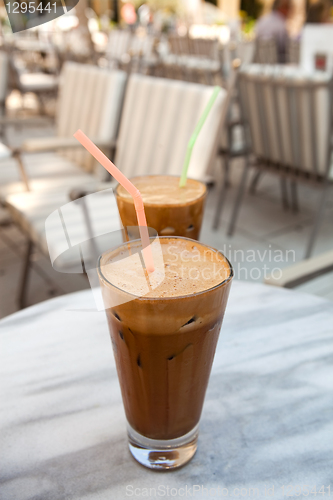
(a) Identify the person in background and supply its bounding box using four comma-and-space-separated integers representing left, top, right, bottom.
306, 0, 332, 23
255, 0, 292, 63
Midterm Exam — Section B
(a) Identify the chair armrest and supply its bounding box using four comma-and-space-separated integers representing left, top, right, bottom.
0, 116, 54, 127
0, 142, 13, 160
264, 250, 333, 288
69, 181, 118, 201
17, 137, 116, 154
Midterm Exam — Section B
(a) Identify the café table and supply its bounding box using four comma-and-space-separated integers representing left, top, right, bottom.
0, 282, 332, 500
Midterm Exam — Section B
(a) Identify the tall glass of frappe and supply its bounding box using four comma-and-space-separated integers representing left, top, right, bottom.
98, 236, 233, 470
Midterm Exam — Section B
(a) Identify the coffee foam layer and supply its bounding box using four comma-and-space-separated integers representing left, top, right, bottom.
100, 238, 231, 299
116, 176, 206, 206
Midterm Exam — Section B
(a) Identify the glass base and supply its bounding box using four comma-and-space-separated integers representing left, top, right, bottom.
127, 423, 199, 470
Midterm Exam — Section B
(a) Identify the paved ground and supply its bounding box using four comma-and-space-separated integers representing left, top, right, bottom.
0, 94, 332, 319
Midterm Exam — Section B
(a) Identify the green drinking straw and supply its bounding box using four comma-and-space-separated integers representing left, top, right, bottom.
179, 85, 221, 188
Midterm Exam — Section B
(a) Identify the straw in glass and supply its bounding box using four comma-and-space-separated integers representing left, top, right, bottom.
179, 86, 221, 188
73, 130, 154, 273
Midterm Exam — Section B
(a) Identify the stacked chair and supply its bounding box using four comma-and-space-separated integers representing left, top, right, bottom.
287, 38, 300, 65
7, 48, 59, 114
161, 35, 222, 84
126, 33, 157, 75
106, 29, 132, 69
253, 39, 278, 64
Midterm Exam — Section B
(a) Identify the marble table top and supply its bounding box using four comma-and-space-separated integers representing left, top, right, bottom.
1, 282, 333, 500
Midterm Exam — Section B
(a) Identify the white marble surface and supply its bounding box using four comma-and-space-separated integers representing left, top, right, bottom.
0, 282, 333, 500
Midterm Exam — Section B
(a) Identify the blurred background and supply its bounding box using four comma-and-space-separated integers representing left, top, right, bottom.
0, 0, 332, 318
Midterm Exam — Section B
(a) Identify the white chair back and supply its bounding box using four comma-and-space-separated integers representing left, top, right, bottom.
114, 74, 227, 182
56, 62, 127, 174
129, 34, 155, 58
168, 35, 191, 55
190, 38, 219, 60
238, 65, 333, 177
253, 38, 278, 64
168, 35, 219, 60
287, 38, 300, 65
107, 29, 132, 62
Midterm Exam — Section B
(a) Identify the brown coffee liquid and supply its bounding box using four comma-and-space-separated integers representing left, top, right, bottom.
99, 238, 232, 440
116, 176, 207, 240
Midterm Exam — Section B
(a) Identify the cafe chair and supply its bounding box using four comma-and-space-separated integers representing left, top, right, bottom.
168, 34, 191, 56
127, 34, 157, 75
163, 35, 222, 85
253, 39, 278, 64
225, 64, 333, 259
212, 59, 250, 230
113, 73, 227, 182
106, 29, 132, 70
212, 113, 248, 230
287, 38, 300, 65
222, 41, 255, 83
7, 50, 59, 114
0, 62, 127, 201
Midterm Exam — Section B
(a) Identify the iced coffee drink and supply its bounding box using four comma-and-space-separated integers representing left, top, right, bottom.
98, 237, 233, 469
116, 176, 207, 240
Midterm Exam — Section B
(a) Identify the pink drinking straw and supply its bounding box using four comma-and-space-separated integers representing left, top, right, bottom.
73, 130, 154, 273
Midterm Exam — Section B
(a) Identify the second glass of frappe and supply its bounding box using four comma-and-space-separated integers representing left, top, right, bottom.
116, 175, 207, 240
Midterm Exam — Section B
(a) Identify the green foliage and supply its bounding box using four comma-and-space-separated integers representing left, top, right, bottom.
242, 16, 256, 34
240, 0, 263, 19
131, 0, 182, 15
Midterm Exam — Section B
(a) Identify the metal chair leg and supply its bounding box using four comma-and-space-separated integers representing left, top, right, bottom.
290, 181, 299, 213
249, 170, 263, 195
280, 177, 290, 211
227, 157, 250, 237
305, 183, 329, 259
213, 155, 230, 230
18, 239, 33, 309
37, 94, 46, 115
13, 151, 30, 191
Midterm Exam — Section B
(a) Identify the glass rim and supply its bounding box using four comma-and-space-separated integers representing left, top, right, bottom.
97, 236, 234, 302
115, 175, 207, 207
